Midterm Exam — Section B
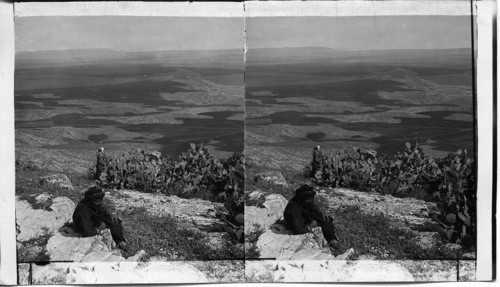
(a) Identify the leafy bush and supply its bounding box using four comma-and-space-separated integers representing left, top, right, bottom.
435, 149, 475, 249
92, 143, 245, 243
307, 143, 475, 250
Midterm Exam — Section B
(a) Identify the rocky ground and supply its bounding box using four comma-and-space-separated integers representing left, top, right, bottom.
15, 173, 243, 284
243, 172, 476, 282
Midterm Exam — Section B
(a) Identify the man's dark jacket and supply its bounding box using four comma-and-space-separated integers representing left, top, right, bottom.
95, 152, 107, 178
284, 196, 337, 242
72, 200, 125, 243
312, 149, 323, 174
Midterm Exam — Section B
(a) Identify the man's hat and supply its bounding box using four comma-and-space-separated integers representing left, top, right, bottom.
84, 186, 105, 201
295, 184, 316, 199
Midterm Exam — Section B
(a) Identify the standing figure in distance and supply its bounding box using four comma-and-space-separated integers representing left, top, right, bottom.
284, 184, 339, 251
95, 147, 107, 180
72, 187, 127, 250
311, 145, 324, 177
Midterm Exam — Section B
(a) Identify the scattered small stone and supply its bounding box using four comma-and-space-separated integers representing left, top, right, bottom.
39, 174, 74, 190
35, 193, 51, 204
254, 171, 288, 187
461, 252, 476, 259
248, 189, 265, 199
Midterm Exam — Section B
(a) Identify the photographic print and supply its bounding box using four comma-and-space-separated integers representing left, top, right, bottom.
243, 1, 480, 282
0, 0, 495, 285
13, 2, 245, 284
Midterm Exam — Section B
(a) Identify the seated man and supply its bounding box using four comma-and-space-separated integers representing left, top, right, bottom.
284, 184, 339, 250
72, 187, 127, 250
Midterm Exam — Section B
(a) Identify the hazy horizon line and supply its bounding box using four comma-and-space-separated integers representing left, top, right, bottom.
16, 46, 472, 55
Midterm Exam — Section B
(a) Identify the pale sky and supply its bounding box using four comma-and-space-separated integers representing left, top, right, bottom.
15, 16, 244, 52
15, 15, 471, 52
246, 16, 472, 50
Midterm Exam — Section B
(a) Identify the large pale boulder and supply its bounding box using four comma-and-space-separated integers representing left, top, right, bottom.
255, 227, 354, 261
257, 229, 322, 260
16, 196, 75, 242
45, 226, 115, 262
39, 174, 74, 190
245, 193, 288, 233
31, 262, 210, 284
45, 226, 145, 263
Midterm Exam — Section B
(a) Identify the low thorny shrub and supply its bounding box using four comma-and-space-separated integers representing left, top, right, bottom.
90, 143, 245, 243
306, 142, 475, 251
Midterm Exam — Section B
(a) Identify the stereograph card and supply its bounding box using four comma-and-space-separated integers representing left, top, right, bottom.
0, 0, 495, 285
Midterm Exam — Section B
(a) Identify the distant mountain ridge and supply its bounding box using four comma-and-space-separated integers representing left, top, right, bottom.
16, 48, 245, 68
16, 47, 471, 68
246, 47, 472, 66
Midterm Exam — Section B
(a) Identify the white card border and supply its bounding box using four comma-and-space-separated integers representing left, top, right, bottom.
0, 0, 495, 285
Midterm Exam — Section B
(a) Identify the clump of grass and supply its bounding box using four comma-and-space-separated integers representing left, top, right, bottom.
113, 206, 243, 260
17, 228, 51, 263
16, 164, 93, 203
321, 204, 461, 260
245, 224, 265, 259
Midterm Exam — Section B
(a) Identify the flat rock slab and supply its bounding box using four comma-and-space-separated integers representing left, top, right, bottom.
319, 188, 438, 228
108, 190, 222, 228
31, 261, 209, 284
16, 196, 75, 242
246, 260, 416, 282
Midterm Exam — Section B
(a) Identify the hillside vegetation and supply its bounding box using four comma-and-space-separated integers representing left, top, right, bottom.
89, 143, 245, 244
306, 143, 475, 251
